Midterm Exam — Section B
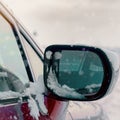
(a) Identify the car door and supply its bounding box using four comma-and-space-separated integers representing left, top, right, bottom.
0, 3, 69, 120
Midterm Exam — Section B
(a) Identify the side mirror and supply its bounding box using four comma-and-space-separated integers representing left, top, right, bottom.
44, 45, 119, 101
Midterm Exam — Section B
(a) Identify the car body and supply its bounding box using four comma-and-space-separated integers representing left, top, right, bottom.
0, 1, 119, 120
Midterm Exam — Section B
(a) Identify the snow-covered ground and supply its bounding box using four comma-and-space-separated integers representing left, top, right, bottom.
3, 0, 120, 119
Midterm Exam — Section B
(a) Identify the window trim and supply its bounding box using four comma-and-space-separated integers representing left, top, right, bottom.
18, 24, 44, 82
18, 24, 44, 62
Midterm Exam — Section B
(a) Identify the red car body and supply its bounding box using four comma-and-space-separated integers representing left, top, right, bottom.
0, 97, 68, 120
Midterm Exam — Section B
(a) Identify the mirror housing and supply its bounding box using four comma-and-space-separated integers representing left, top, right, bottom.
44, 45, 119, 101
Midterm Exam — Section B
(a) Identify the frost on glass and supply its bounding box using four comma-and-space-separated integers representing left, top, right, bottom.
46, 51, 52, 59
54, 52, 62, 60
0, 91, 21, 99
47, 68, 85, 99
85, 84, 101, 93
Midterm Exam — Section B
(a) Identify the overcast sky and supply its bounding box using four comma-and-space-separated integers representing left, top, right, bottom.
3, 0, 120, 47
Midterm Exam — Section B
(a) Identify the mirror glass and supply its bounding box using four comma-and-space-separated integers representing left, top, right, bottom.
44, 48, 104, 99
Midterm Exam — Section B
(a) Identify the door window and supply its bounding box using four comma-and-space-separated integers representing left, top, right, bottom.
0, 13, 30, 93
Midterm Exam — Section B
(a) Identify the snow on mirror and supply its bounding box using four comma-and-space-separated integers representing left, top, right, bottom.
44, 45, 104, 100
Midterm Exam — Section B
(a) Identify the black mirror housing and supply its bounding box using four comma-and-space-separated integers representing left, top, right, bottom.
44, 45, 118, 101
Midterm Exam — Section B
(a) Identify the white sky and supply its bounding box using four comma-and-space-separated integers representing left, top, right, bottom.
3, 0, 120, 47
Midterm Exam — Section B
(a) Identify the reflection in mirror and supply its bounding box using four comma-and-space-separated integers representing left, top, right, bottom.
58, 50, 104, 94
45, 49, 104, 99
47, 68, 86, 99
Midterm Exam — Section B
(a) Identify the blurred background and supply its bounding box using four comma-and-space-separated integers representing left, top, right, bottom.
3, 0, 120, 119
4, 0, 120, 48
